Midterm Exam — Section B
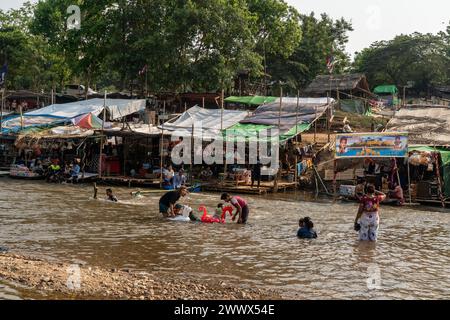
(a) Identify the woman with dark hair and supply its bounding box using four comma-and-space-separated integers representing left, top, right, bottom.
354, 184, 386, 242
297, 217, 318, 239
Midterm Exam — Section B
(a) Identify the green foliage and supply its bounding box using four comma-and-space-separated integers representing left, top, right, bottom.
266, 13, 353, 93
353, 32, 450, 94
2, 0, 351, 95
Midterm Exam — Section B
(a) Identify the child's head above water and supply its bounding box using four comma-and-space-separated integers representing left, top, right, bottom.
106, 188, 113, 196
217, 203, 223, 209
299, 218, 305, 228
300, 217, 314, 230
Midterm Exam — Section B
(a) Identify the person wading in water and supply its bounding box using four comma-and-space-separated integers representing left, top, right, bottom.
354, 184, 386, 242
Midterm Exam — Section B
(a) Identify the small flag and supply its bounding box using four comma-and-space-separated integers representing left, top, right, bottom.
138, 64, 148, 76
326, 55, 335, 74
0, 63, 7, 87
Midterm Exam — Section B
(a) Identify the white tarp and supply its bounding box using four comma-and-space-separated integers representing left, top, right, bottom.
161, 105, 249, 140
27, 98, 146, 120
386, 106, 450, 145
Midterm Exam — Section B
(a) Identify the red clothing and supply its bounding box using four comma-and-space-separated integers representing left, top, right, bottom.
231, 196, 248, 208
360, 194, 384, 213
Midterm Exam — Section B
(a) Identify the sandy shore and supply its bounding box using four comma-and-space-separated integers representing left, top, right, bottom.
0, 253, 280, 300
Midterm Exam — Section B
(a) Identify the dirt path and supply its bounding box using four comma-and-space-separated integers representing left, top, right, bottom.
0, 253, 280, 300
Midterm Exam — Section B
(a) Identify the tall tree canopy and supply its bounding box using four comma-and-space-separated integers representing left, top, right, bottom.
353, 31, 450, 95
266, 13, 353, 93
2, 0, 356, 95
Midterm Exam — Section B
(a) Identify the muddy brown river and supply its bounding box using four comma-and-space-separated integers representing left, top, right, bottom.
0, 179, 449, 300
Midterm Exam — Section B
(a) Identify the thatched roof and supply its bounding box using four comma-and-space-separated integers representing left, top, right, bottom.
304, 73, 370, 94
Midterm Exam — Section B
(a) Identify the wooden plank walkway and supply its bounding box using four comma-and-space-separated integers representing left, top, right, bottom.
204, 181, 298, 195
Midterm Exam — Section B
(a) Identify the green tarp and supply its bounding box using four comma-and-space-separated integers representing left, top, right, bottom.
224, 96, 277, 106
374, 85, 398, 95
340, 99, 371, 116
223, 122, 310, 142
409, 146, 450, 197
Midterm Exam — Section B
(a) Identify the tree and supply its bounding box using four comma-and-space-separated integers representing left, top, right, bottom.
267, 13, 353, 93
353, 32, 450, 95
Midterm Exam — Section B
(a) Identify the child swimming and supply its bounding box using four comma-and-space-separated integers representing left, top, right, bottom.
297, 217, 318, 239
106, 188, 118, 202
214, 203, 223, 220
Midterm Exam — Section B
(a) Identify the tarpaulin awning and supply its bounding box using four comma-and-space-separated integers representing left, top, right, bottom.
239, 97, 333, 133
1, 99, 146, 135
72, 113, 110, 130
374, 85, 398, 95
27, 98, 146, 120
1, 115, 68, 134
161, 105, 249, 140
225, 96, 277, 106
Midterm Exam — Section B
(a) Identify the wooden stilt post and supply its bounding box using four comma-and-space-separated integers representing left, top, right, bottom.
159, 100, 166, 188
407, 157, 412, 205
333, 159, 338, 201
274, 85, 283, 193
98, 91, 107, 178
433, 152, 446, 208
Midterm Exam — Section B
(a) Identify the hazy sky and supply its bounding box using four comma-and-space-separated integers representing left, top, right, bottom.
2, 0, 449, 55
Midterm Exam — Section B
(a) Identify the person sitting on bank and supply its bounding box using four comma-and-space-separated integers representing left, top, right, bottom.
68, 159, 81, 183
159, 186, 189, 218
172, 169, 187, 189
221, 193, 249, 224
342, 121, 354, 133
106, 188, 118, 202
47, 160, 61, 182
200, 166, 213, 180
388, 182, 405, 206
297, 217, 318, 239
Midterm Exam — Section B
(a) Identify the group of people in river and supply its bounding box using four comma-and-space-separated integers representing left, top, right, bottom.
94, 179, 385, 243
158, 186, 250, 224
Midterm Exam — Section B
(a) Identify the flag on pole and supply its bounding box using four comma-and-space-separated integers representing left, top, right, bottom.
0, 63, 8, 87
138, 64, 148, 76
326, 55, 335, 74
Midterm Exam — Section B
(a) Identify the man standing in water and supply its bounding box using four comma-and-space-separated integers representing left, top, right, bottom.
159, 186, 189, 218
221, 193, 249, 224
354, 184, 386, 242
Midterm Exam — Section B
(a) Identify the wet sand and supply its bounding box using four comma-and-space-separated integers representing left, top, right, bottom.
0, 253, 280, 300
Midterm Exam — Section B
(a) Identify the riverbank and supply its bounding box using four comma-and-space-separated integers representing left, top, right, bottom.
0, 253, 280, 300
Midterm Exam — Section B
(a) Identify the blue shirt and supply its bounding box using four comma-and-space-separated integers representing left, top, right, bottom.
297, 227, 318, 239
71, 164, 80, 177
173, 174, 186, 189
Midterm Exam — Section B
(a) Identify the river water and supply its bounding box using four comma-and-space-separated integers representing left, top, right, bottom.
0, 179, 449, 300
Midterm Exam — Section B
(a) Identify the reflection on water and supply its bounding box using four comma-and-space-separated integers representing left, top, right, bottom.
0, 179, 449, 299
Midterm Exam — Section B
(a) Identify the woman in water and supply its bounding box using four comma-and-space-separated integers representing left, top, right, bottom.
354, 184, 386, 242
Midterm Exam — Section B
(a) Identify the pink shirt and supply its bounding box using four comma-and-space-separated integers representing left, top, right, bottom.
231, 196, 248, 208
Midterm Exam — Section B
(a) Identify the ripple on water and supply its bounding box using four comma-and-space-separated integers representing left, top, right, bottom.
0, 180, 449, 299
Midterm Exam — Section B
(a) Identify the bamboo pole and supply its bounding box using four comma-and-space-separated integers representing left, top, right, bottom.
98, 91, 107, 178
221, 89, 227, 184
20, 104, 24, 130
433, 152, 446, 208
160, 100, 166, 188
202, 97, 205, 109
294, 90, 299, 187
0, 89, 4, 133
333, 159, 338, 201
407, 156, 412, 205
274, 85, 282, 193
